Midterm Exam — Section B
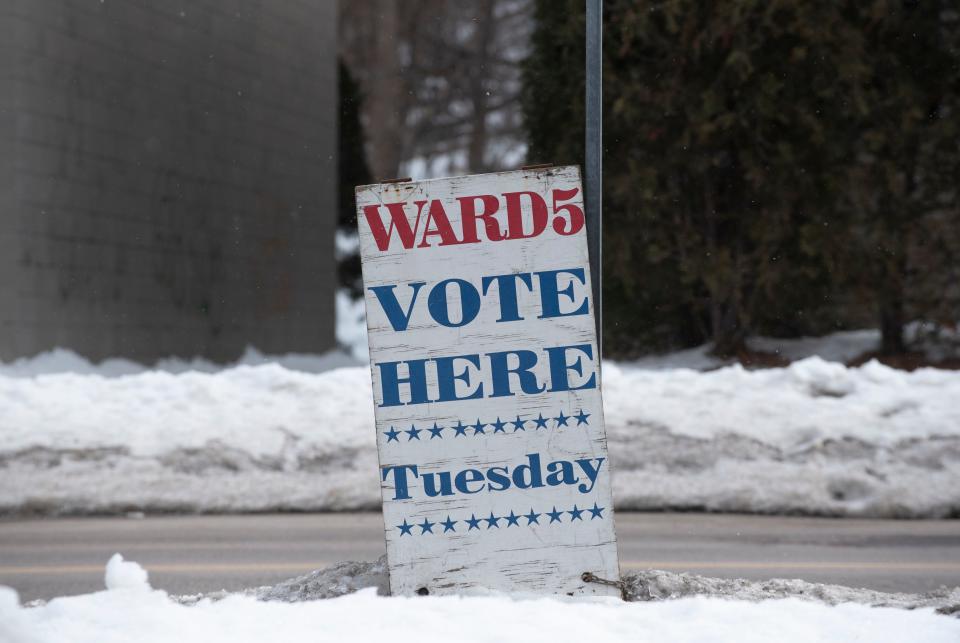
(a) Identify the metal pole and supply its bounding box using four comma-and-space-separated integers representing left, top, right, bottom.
585, 0, 602, 357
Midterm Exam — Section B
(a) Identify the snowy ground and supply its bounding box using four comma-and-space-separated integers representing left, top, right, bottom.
2, 556, 958, 643
1, 326, 959, 517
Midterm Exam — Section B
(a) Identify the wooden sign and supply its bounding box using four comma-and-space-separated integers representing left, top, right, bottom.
356, 166, 619, 597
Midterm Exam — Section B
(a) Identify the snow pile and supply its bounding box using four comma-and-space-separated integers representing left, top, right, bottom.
2, 558, 958, 643
104, 554, 150, 591
604, 358, 960, 516
1, 356, 959, 517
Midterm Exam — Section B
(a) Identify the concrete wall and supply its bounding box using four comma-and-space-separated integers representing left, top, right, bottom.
0, 0, 337, 362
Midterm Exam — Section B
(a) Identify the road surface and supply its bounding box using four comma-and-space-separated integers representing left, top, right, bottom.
2, 513, 959, 601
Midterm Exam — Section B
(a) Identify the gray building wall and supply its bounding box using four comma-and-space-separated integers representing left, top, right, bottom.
0, 0, 337, 362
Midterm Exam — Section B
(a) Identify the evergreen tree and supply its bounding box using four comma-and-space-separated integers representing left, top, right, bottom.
525, 0, 862, 356
841, 1, 960, 355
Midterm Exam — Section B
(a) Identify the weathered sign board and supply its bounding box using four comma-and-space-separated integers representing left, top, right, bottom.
356, 166, 619, 596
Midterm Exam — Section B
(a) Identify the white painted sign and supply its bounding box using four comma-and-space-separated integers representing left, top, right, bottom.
356, 166, 619, 597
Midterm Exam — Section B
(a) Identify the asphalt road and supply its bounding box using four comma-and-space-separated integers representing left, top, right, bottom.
2, 513, 959, 602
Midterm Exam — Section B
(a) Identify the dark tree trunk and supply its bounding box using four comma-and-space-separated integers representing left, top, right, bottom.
702, 177, 748, 358
363, 0, 405, 180
467, 0, 496, 173
879, 226, 908, 356
710, 296, 746, 358
879, 294, 906, 355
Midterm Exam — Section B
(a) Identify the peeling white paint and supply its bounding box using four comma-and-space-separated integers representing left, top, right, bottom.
356, 167, 620, 597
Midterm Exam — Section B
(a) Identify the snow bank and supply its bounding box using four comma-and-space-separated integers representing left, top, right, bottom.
2, 558, 957, 643
0, 326, 902, 379
0, 346, 361, 378
1, 357, 959, 517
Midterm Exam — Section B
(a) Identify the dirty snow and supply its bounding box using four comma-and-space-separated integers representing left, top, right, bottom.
2, 557, 958, 643
1, 347, 959, 517
237, 555, 960, 614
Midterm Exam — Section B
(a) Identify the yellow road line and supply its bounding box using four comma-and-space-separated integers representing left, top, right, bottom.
0, 562, 331, 575
2, 560, 960, 576
0, 542, 373, 551
620, 561, 960, 571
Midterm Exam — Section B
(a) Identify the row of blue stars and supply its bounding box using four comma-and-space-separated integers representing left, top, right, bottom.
395, 503, 606, 536
383, 409, 591, 443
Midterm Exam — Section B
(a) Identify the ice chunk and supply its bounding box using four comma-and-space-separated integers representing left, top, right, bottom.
104, 554, 150, 591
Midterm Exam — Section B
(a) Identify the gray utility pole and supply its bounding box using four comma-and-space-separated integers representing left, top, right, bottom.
585, 0, 603, 357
